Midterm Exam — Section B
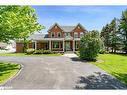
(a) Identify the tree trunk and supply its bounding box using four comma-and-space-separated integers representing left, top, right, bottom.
23, 38, 27, 53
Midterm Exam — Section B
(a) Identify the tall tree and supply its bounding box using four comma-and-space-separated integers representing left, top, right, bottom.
100, 24, 111, 52
109, 18, 120, 53
0, 6, 44, 52
119, 9, 127, 53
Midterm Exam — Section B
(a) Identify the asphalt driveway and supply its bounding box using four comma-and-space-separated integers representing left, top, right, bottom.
0, 54, 126, 89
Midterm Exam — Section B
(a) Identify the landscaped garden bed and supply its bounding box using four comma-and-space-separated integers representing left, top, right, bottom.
0, 62, 21, 84
0, 53, 62, 57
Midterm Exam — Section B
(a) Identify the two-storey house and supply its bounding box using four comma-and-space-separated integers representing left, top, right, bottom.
16, 23, 87, 53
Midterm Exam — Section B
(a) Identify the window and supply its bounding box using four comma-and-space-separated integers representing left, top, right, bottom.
76, 41, 79, 49
80, 32, 84, 37
32, 42, 35, 49
57, 32, 61, 38
68, 33, 71, 36
64, 33, 66, 37
64, 33, 71, 37
52, 42, 60, 48
74, 32, 78, 38
51, 32, 55, 38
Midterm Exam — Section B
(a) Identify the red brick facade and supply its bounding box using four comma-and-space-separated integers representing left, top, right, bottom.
16, 23, 86, 53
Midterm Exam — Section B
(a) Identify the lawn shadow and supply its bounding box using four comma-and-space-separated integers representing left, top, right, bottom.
74, 72, 127, 89
0, 62, 20, 76
112, 72, 127, 85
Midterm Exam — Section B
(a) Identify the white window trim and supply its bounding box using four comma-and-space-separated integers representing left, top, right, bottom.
52, 41, 60, 49
75, 41, 79, 49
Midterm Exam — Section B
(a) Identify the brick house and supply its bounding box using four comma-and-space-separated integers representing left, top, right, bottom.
16, 23, 87, 53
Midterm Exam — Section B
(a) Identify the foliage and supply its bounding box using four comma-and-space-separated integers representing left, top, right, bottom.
101, 18, 123, 53
79, 30, 101, 61
100, 24, 111, 51
0, 6, 44, 51
42, 50, 53, 54
119, 9, 127, 53
26, 48, 35, 54
26, 49, 52, 54
0, 53, 61, 56
34, 50, 43, 54
99, 37, 106, 54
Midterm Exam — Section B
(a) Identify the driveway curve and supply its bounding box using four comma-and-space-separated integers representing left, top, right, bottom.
0, 54, 126, 89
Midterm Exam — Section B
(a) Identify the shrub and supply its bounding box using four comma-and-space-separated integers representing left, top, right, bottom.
79, 30, 101, 61
42, 50, 52, 54
34, 50, 43, 54
99, 49, 106, 54
26, 48, 35, 54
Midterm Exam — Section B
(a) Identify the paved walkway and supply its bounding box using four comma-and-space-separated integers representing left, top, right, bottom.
0, 53, 126, 89
62, 53, 78, 57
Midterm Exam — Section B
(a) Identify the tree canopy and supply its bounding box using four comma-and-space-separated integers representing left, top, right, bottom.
0, 5, 43, 43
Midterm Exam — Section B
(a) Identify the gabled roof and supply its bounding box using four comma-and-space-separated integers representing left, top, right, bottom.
47, 23, 62, 32
48, 23, 87, 32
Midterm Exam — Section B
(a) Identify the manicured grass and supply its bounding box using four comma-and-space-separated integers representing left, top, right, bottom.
0, 62, 21, 84
0, 53, 62, 56
92, 54, 127, 84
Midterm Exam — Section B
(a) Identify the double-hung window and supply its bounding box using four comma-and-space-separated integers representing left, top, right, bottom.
51, 32, 55, 38
52, 42, 60, 48
74, 32, 78, 38
57, 32, 61, 38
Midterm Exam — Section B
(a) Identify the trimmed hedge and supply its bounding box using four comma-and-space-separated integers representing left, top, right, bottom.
26, 48, 35, 54
26, 49, 53, 54
43, 50, 52, 54
34, 50, 43, 54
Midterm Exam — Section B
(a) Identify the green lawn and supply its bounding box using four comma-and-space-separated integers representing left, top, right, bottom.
0, 53, 62, 56
0, 62, 21, 84
92, 54, 127, 84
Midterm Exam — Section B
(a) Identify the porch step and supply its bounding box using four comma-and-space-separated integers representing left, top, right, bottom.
64, 51, 74, 54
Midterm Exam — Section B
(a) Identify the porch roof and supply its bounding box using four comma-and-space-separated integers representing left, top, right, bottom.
28, 33, 80, 41
28, 34, 64, 41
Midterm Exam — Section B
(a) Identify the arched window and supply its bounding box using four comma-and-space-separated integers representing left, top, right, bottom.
57, 32, 61, 38
74, 32, 78, 38
51, 32, 55, 38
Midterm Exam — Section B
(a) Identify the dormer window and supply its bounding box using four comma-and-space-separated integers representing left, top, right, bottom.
51, 32, 55, 38
74, 32, 78, 38
80, 32, 84, 37
57, 32, 61, 38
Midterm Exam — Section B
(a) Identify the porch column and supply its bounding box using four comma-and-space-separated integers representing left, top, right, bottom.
35, 41, 37, 50
49, 40, 51, 51
63, 40, 65, 52
73, 40, 75, 52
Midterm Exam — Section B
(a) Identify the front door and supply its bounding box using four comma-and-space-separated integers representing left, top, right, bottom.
65, 41, 71, 51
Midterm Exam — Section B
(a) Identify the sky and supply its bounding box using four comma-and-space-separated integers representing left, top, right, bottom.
32, 6, 127, 33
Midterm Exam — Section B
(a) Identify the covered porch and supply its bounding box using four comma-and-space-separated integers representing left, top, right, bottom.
31, 39, 80, 52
